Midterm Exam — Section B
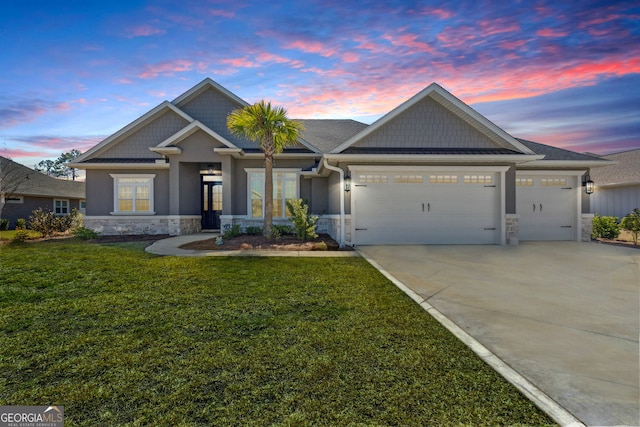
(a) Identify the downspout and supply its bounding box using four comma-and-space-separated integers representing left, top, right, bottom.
323, 159, 345, 248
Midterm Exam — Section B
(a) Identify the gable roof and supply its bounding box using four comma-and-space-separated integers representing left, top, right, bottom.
589, 148, 640, 186
73, 102, 193, 163
516, 139, 614, 168
1, 157, 85, 199
330, 83, 535, 155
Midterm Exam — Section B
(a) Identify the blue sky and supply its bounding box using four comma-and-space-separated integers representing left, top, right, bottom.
1, 0, 639, 168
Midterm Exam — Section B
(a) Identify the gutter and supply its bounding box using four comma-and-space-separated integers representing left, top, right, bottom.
322, 159, 345, 248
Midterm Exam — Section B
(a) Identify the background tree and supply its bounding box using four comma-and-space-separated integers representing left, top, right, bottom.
227, 101, 304, 237
35, 149, 82, 180
621, 208, 640, 246
0, 156, 32, 220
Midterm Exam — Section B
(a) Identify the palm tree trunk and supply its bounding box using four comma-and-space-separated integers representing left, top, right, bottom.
263, 153, 274, 238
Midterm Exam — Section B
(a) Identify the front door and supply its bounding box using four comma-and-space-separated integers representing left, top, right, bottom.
202, 179, 222, 229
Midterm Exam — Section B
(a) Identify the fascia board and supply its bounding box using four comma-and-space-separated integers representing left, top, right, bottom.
172, 77, 250, 108
517, 159, 616, 168
149, 147, 181, 155
67, 163, 170, 170
73, 102, 194, 163
156, 121, 239, 149
323, 153, 544, 164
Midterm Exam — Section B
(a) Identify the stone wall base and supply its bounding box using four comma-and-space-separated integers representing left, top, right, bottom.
505, 214, 519, 246
85, 215, 201, 236
581, 213, 594, 242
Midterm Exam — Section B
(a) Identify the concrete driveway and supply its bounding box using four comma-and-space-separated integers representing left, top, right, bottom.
358, 242, 639, 427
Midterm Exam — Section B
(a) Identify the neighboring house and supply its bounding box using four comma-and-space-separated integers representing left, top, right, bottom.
588, 148, 640, 219
0, 157, 86, 229
70, 78, 610, 246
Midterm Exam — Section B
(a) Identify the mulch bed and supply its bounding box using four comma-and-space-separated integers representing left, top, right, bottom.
91, 234, 171, 244
180, 233, 351, 251
593, 238, 639, 249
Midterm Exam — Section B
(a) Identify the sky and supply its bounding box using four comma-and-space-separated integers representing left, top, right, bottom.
1, 0, 639, 169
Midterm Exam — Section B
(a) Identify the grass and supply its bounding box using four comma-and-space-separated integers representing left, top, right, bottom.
0, 240, 556, 426
0, 229, 41, 241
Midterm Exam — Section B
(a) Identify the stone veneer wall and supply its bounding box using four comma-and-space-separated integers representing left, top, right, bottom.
581, 214, 594, 242
85, 215, 201, 236
505, 214, 519, 246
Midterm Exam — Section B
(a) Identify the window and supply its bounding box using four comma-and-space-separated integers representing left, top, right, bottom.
359, 174, 388, 184
394, 174, 423, 183
247, 170, 299, 218
54, 199, 69, 215
516, 178, 534, 186
111, 174, 155, 214
5, 196, 24, 204
541, 178, 567, 186
429, 175, 458, 183
464, 175, 492, 184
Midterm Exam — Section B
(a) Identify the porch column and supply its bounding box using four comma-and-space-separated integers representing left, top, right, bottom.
169, 157, 180, 215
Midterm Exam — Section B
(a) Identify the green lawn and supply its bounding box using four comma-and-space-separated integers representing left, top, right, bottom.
0, 240, 555, 426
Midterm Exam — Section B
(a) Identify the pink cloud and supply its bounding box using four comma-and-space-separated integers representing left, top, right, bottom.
383, 32, 435, 54
341, 52, 359, 63
499, 39, 527, 50
125, 24, 166, 38
536, 28, 568, 37
477, 18, 521, 36
420, 7, 454, 19
283, 40, 337, 57
139, 59, 195, 79
210, 9, 235, 18
221, 57, 257, 68
437, 26, 478, 49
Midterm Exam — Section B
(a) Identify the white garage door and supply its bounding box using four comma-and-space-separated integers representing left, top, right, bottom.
516, 174, 578, 241
352, 170, 501, 245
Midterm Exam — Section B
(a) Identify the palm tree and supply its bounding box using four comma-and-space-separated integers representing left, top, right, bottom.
227, 100, 304, 237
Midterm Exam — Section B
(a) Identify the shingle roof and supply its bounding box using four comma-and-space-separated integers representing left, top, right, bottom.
1, 157, 85, 199
516, 139, 609, 162
341, 147, 522, 155
296, 119, 368, 153
589, 148, 640, 185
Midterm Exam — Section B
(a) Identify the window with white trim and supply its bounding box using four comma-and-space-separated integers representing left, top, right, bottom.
464, 175, 492, 184
429, 175, 458, 183
111, 174, 155, 214
54, 199, 69, 215
247, 170, 299, 219
516, 178, 534, 186
541, 178, 567, 186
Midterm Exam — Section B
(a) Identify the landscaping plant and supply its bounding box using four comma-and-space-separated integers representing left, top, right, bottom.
620, 208, 640, 245
286, 198, 318, 241
591, 214, 620, 239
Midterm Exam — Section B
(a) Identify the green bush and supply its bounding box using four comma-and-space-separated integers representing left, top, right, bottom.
591, 214, 620, 239
0, 218, 8, 231
272, 224, 294, 235
286, 198, 318, 241
223, 223, 242, 239
621, 208, 640, 245
244, 225, 263, 235
29, 209, 56, 237
73, 227, 101, 240
12, 230, 30, 243
15, 218, 26, 230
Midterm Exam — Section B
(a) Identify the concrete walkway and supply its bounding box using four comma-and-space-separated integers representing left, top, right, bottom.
358, 242, 639, 427
145, 233, 359, 257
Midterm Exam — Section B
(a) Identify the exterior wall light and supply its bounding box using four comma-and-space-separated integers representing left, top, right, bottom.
344, 173, 351, 192
583, 173, 594, 195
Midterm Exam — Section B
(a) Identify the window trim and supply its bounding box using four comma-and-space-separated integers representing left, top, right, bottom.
244, 168, 300, 219
53, 199, 70, 216
4, 195, 24, 204
110, 174, 156, 215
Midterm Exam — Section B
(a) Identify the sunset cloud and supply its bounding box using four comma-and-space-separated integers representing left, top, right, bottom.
139, 59, 195, 79
125, 24, 166, 38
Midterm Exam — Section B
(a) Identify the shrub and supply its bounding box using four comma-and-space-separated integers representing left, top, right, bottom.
591, 214, 620, 239
245, 225, 263, 235
12, 230, 30, 243
286, 198, 318, 241
620, 208, 640, 245
15, 218, 26, 230
272, 224, 294, 235
0, 218, 8, 231
29, 209, 56, 237
223, 223, 242, 239
73, 227, 101, 240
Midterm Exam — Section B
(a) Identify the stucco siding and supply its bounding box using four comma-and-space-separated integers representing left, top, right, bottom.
1, 196, 82, 229
178, 162, 200, 215
352, 97, 499, 149
85, 169, 170, 216
175, 130, 228, 161
99, 110, 189, 159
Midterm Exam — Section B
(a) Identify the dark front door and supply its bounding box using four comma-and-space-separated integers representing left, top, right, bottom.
202, 180, 222, 229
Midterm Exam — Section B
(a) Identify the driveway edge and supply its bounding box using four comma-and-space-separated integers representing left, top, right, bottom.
358, 250, 586, 427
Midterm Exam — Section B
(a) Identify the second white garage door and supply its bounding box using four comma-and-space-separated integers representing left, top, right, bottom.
351, 168, 503, 245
